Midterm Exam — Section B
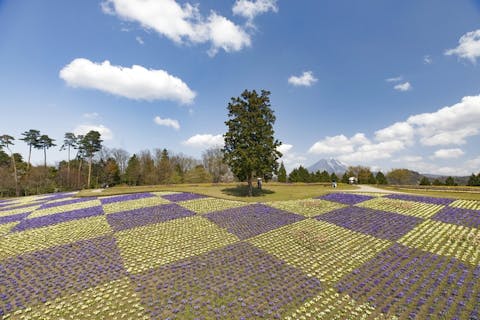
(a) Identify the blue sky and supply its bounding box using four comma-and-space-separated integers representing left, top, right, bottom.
1, 0, 480, 175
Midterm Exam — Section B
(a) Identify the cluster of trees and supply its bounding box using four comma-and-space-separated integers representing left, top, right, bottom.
120, 147, 232, 186
283, 165, 388, 185
467, 173, 480, 186
419, 176, 458, 186
0, 130, 103, 197
0, 128, 233, 197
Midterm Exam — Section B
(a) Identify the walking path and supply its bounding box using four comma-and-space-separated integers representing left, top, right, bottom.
343, 185, 406, 194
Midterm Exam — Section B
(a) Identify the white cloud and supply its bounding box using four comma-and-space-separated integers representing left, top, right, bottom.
60, 58, 196, 104
338, 140, 406, 163
385, 76, 402, 83
465, 156, 480, 173
307, 94, 480, 171
394, 82, 412, 92
232, 0, 278, 21
101, 0, 251, 56
308, 133, 370, 155
277, 144, 293, 154
445, 29, 480, 63
206, 12, 252, 56
277, 143, 306, 171
288, 71, 317, 87
74, 124, 114, 140
392, 156, 423, 163
153, 116, 180, 130
408, 95, 480, 146
82, 112, 100, 119
182, 134, 224, 148
423, 55, 432, 64
432, 148, 465, 159
135, 36, 144, 45
375, 122, 415, 144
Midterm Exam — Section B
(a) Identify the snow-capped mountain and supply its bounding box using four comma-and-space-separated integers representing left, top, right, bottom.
307, 158, 348, 174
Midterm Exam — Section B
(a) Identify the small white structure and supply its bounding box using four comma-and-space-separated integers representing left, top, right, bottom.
348, 177, 357, 184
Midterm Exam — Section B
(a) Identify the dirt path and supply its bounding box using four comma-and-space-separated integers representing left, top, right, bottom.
343, 185, 406, 194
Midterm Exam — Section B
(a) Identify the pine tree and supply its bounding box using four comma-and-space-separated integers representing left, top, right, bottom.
223, 89, 282, 196
375, 171, 388, 185
419, 176, 431, 186
277, 162, 287, 182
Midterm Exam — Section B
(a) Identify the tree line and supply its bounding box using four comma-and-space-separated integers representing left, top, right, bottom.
0, 130, 233, 197
283, 165, 479, 186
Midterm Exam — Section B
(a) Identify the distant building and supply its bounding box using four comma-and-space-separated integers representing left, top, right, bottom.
348, 177, 357, 184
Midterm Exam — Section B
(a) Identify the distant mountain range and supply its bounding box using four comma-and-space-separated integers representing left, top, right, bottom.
307, 158, 348, 174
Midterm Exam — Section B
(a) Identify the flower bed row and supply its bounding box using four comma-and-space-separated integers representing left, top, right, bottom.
266, 199, 347, 218
0, 235, 126, 317
336, 243, 480, 319
130, 242, 322, 319
357, 198, 444, 219
318, 193, 374, 205
178, 197, 247, 214
0, 216, 112, 261
248, 219, 391, 285
316, 206, 422, 241
115, 216, 238, 274
398, 220, 480, 266
204, 204, 304, 240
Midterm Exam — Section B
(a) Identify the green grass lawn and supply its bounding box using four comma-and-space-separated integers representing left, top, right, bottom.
77, 182, 357, 202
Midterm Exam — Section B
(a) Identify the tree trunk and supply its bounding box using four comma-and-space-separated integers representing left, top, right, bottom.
247, 173, 253, 197
78, 159, 83, 188
87, 156, 92, 188
11, 153, 19, 197
44, 147, 47, 168
67, 146, 70, 186
27, 145, 32, 170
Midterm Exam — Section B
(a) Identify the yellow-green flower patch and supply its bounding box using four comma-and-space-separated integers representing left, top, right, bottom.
266, 199, 347, 217
115, 216, 239, 273
450, 199, 480, 211
0, 222, 17, 235
178, 197, 247, 214
350, 192, 387, 197
4, 278, 149, 320
28, 200, 102, 218
0, 205, 41, 218
102, 197, 170, 214
151, 191, 181, 196
248, 219, 391, 285
0, 216, 112, 261
398, 220, 480, 266
285, 287, 382, 320
357, 197, 444, 219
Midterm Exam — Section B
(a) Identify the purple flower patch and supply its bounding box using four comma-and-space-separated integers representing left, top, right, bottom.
204, 204, 304, 240
130, 242, 322, 319
432, 207, 480, 228
336, 244, 479, 319
107, 203, 196, 232
316, 206, 422, 241
317, 193, 373, 205
385, 193, 454, 205
0, 235, 126, 315
11, 206, 104, 232
99, 192, 154, 204
39, 197, 97, 209
0, 212, 30, 225
161, 192, 207, 202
